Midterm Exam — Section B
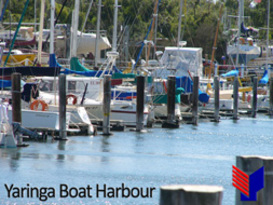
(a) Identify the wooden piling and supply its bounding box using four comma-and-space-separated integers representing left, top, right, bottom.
167, 76, 176, 123
235, 156, 273, 205
103, 75, 111, 135
269, 78, 273, 116
162, 76, 179, 128
58, 74, 67, 140
192, 76, 199, 125
160, 184, 223, 205
214, 76, 220, 122
11, 73, 22, 123
251, 77, 258, 118
136, 75, 145, 131
233, 77, 239, 120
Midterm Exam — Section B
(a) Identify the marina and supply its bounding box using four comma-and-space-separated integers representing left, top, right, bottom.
0, 114, 273, 204
0, 0, 272, 204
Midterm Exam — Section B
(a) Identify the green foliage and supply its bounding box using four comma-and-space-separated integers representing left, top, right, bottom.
1, 0, 272, 62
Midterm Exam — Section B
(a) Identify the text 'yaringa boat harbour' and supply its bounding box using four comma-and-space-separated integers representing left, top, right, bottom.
0, 0, 273, 204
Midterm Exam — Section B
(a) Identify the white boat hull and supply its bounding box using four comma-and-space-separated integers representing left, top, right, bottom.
202, 98, 250, 110
84, 102, 149, 127
227, 44, 261, 64
7, 109, 71, 130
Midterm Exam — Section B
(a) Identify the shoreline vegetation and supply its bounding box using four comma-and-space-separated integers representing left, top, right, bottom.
1, 0, 272, 63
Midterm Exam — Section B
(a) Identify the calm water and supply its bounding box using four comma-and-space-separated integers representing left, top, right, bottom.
0, 114, 273, 205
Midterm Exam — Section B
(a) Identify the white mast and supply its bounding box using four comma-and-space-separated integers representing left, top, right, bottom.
70, 0, 80, 58
50, 0, 55, 54
37, 0, 45, 65
177, 0, 184, 47
34, 0, 37, 49
110, 0, 120, 67
112, 0, 119, 52
81, 0, 94, 34
95, 0, 102, 67
266, 0, 270, 74
235, 0, 243, 67
153, 3, 159, 59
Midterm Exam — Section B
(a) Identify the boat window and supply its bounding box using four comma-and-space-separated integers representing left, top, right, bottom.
68, 81, 76, 92
76, 81, 88, 94
39, 80, 53, 91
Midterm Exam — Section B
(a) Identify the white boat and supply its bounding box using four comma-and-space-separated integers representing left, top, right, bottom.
8, 108, 71, 130
0, 85, 94, 134
31, 76, 149, 127
34, 24, 111, 56
226, 0, 261, 66
227, 36, 261, 65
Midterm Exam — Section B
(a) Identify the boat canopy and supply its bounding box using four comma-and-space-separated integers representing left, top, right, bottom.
258, 69, 268, 85
153, 47, 203, 78
221, 70, 239, 78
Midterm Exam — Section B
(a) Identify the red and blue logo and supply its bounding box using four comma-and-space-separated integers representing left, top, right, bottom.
232, 165, 264, 201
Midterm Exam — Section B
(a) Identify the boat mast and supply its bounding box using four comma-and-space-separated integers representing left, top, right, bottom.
70, 0, 80, 58
81, 0, 94, 34
110, 0, 120, 67
153, 2, 159, 59
146, 0, 159, 65
94, 0, 102, 67
37, 0, 45, 65
50, 0, 55, 54
177, 0, 184, 47
209, 4, 223, 79
266, 0, 270, 74
34, 0, 37, 49
112, 0, 119, 52
235, 0, 243, 67
0, 0, 3, 22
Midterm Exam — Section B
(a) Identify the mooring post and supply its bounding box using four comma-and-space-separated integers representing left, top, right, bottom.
192, 76, 199, 125
103, 75, 111, 135
235, 156, 273, 205
251, 77, 258, 118
160, 184, 223, 205
136, 75, 145, 131
58, 74, 67, 140
214, 76, 220, 122
162, 76, 179, 128
269, 78, 273, 116
167, 76, 176, 123
233, 77, 239, 120
12, 73, 22, 123
12, 73, 22, 146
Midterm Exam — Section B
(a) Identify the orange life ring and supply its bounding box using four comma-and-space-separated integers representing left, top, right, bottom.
30, 99, 48, 111
66, 94, 78, 105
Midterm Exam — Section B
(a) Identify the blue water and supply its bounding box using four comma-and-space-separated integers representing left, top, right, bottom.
0, 115, 273, 205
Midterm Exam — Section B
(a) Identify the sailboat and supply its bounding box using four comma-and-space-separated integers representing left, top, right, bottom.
226, 0, 261, 66
226, 23, 261, 65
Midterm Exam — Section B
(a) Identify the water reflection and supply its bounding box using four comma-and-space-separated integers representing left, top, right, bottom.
0, 148, 20, 171
57, 140, 67, 161
135, 133, 144, 149
100, 136, 110, 163
10, 151, 20, 171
